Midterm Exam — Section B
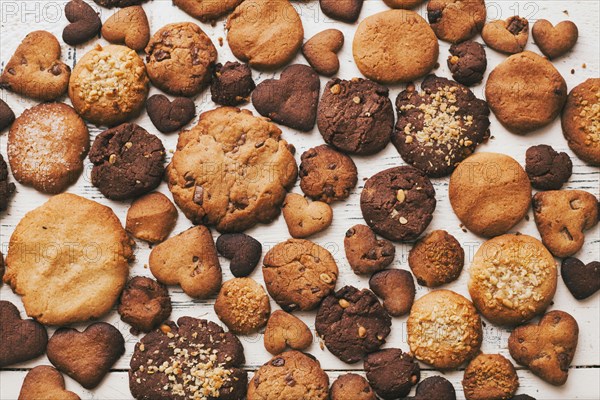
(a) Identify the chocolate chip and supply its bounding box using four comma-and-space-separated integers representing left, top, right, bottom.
50, 64, 63, 76
428, 9, 443, 24
154, 50, 170, 61
271, 357, 285, 366
507, 16, 528, 35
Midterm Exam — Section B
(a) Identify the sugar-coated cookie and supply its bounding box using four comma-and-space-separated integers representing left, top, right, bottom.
101, 6, 150, 51
427, 0, 486, 43
18, 366, 80, 400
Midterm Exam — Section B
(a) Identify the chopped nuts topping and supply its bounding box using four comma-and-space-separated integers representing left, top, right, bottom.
320, 273, 333, 284
353, 96, 361, 104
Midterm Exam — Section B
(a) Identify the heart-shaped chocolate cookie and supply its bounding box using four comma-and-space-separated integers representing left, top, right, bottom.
561, 257, 600, 300
251, 64, 320, 131
18, 366, 80, 400
532, 19, 578, 59
263, 310, 313, 355
482, 16, 529, 54
101, 6, 150, 51
320, 0, 364, 23
216, 233, 262, 277
0, 301, 48, 367
282, 193, 333, 238
146, 94, 196, 133
63, 0, 102, 46
344, 224, 395, 275
0, 99, 15, 131
302, 29, 344, 76
47, 322, 125, 389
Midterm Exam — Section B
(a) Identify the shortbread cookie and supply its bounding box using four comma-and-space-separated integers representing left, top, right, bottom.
0, 301, 48, 367
63, 0, 102, 46
525, 145, 572, 190
126, 192, 177, 243
427, 0, 486, 43
330, 374, 376, 400
118, 276, 172, 332
146, 94, 196, 134
211, 62, 255, 106
302, 29, 344, 77
215, 278, 270, 335
18, 366, 80, 400
532, 20, 578, 59
344, 224, 395, 275
447, 41, 487, 86
101, 6, 150, 51
174, 0, 242, 21
263, 310, 312, 355
462, 354, 519, 400
482, 16, 529, 54
320, 0, 363, 23
0, 154, 16, 212
409, 230, 464, 288
364, 348, 420, 399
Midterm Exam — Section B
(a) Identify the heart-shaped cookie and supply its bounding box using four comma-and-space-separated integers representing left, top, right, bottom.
561, 257, 600, 300
320, 0, 364, 23
0, 99, 15, 131
146, 94, 196, 133
508, 310, 578, 386
282, 193, 333, 238
263, 310, 313, 355
63, 0, 102, 46
532, 19, 578, 59
251, 64, 320, 131
47, 322, 125, 389
302, 29, 344, 76
216, 233, 262, 277
18, 366, 80, 400
344, 224, 395, 275
101, 6, 150, 51
0, 31, 70, 101
482, 16, 529, 54
0, 300, 48, 368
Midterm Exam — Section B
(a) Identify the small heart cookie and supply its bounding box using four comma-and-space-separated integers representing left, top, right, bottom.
146, 94, 196, 133
216, 233, 262, 277
0, 301, 48, 367
101, 6, 150, 51
282, 193, 333, 238
63, 0, 102, 46
263, 310, 313, 355
532, 19, 578, 59
482, 16, 529, 54
302, 29, 344, 76
18, 366, 80, 400
320, 0, 364, 23
561, 257, 600, 300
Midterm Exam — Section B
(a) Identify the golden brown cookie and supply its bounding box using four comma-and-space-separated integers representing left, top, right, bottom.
263, 310, 312, 355
383, 0, 425, 9
101, 6, 150, 51
482, 16, 529, 54
427, 0, 486, 43
369, 269, 415, 317
126, 192, 178, 243
330, 373, 376, 400
302, 29, 344, 77
409, 230, 464, 287
344, 224, 395, 275
282, 193, 333, 238
18, 366, 80, 400
462, 354, 519, 400
174, 0, 242, 21
532, 20, 578, 59
214, 278, 270, 335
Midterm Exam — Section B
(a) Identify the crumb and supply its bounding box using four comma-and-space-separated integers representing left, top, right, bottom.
571, 69, 575, 74
563, 10, 569, 15
582, 63, 587, 69
490, 135, 495, 140
525, 215, 530, 221
218, 37, 224, 47
434, 62, 440, 69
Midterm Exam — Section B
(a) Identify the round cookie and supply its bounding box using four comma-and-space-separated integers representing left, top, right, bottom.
69, 44, 148, 127
462, 354, 519, 400
448, 41, 487, 87
263, 239, 338, 312
247, 351, 329, 400
214, 278, 271, 335
0, 154, 15, 212
118, 276, 172, 333
413, 376, 457, 400
427, 0, 486, 43
299, 145, 358, 203
409, 230, 464, 287
407, 290, 482, 369
226, 0, 304, 70
392, 75, 491, 177
130, 317, 247, 400
485, 51, 567, 134
7, 103, 89, 194
383, 0, 425, 9
353, 10, 438, 84
89, 123, 165, 200
562, 78, 600, 166
93, 0, 146, 8
330, 374, 376, 400
167, 107, 297, 232
4, 193, 134, 325
364, 348, 420, 399
525, 144, 573, 190
145, 22, 217, 97
173, 0, 242, 21
360, 166, 436, 242
449, 152, 531, 237
469, 234, 557, 326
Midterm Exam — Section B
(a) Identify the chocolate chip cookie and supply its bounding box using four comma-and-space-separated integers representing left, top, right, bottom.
0, 154, 15, 212
211, 62, 255, 106
364, 348, 420, 399
428, 0, 486, 43
448, 41, 487, 86
409, 230, 464, 287
118, 276, 172, 333
525, 145, 572, 190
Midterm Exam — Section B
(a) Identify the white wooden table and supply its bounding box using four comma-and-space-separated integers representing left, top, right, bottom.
1, 1, 599, 399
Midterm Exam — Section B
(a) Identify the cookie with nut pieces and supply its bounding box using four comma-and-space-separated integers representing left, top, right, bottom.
214, 278, 271, 335
263, 310, 312, 355
447, 41, 487, 87
211, 62, 255, 106
462, 354, 519, 400
409, 230, 464, 287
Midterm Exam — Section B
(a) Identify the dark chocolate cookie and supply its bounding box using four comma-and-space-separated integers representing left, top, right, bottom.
146, 94, 195, 134
89, 123, 165, 200
118, 276, 172, 333
315, 286, 391, 364
63, 0, 102, 46
0, 300, 48, 368
561, 257, 600, 300
364, 348, 420, 399
411, 376, 456, 400
360, 166, 436, 242
448, 41, 487, 86
0, 154, 16, 212
93, 0, 146, 8
392, 75, 490, 177
130, 317, 247, 400
318, 78, 394, 155
525, 144, 573, 190
320, 0, 364, 23
211, 62, 255, 106
511, 396, 537, 400
216, 233, 262, 277
0, 98, 15, 131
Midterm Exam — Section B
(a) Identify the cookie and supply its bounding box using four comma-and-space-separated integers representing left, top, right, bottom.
299, 145, 358, 203
330, 374, 376, 400
302, 29, 344, 77
149, 226, 222, 299
174, 0, 242, 22
18, 366, 80, 400
4, 193, 134, 325
318, 78, 394, 155
561, 257, 600, 300
525, 145, 572, 190
408, 230, 464, 287
69, 44, 149, 126
508, 310, 579, 386
263, 239, 338, 311
93, 0, 146, 8
449, 152, 531, 237
226, 0, 303, 70
167, 107, 297, 232
130, 317, 247, 399
383, 0, 425, 9
263, 310, 312, 355
0, 31, 70, 101
427, 0, 486, 43
0, 252, 4, 282
344, 224, 395, 275
369, 269, 415, 317
0, 154, 16, 212
101, 6, 150, 51
145, 22, 217, 97
214, 277, 270, 334
211, 61, 255, 106
561, 78, 600, 166
482, 16, 529, 54
0, 99, 15, 131
364, 348, 420, 399
126, 192, 178, 243
448, 41, 487, 86
485, 51, 567, 134
511, 396, 537, 400
89, 123, 165, 200
360, 166, 436, 242
0, 301, 48, 368
315, 286, 391, 363
320, 0, 363, 23
146, 94, 196, 134
353, 10, 438, 84
532, 190, 599, 257
282, 193, 333, 238
47, 322, 125, 389
63, 0, 102, 46
407, 290, 482, 369
118, 276, 172, 333
216, 233, 262, 277
411, 376, 456, 400
462, 354, 519, 400
392, 75, 491, 177
532, 20, 578, 59
469, 234, 557, 326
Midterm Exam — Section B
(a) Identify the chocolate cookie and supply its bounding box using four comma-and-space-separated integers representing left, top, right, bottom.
211, 62, 255, 106
214, 278, 271, 335
369, 269, 415, 317
448, 41, 487, 86
411, 376, 456, 400
0, 300, 48, 367
63, 0, 102, 46
360, 166, 436, 242
89, 123, 165, 200
130, 317, 247, 400
0, 99, 15, 131
525, 145, 573, 190
428, 0, 486, 43
392, 75, 490, 177
146, 94, 196, 134
330, 374, 376, 400
320, 0, 363, 23
174, 0, 242, 22
344, 224, 395, 275
462, 354, 519, 400
216, 233, 262, 277
561, 257, 600, 300
318, 78, 394, 155
408, 230, 464, 287
315, 286, 391, 364
118, 276, 172, 333
364, 348, 420, 399
93, 0, 146, 8
0, 154, 15, 212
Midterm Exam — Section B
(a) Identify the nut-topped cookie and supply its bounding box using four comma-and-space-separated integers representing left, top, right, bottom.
214, 278, 271, 335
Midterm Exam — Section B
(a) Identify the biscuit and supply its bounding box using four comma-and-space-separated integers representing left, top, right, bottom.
353, 10, 438, 84
383, 0, 425, 9
525, 145, 572, 190
0, 301, 48, 368
149, 226, 222, 299
448, 41, 487, 87
302, 29, 344, 77
174, 0, 242, 21
320, 0, 363, 23
412, 376, 456, 400
482, 16, 529, 54
63, 0, 102, 46
69, 44, 148, 127
146, 94, 196, 134
0, 154, 16, 212
485, 51, 567, 134
101, 6, 150, 51
167, 107, 297, 232
263, 238, 338, 311
282, 193, 333, 238
0, 31, 70, 101
145, 22, 217, 97
364, 348, 420, 399
468, 234, 557, 326
344, 224, 395, 275
226, 0, 304, 70
330, 374, 376, 400
126, 192, 178, 243
462, 354, 519, 400
369, 269, 415, 317
427, 0, 486, 43
214, 278, 270, 335
263, 310, 312, 355
361, 166, 436, 242
532, 20, 578, 59
4, 193, 134, 325
18, 366, 80, 400
211, 62, 255, 106
407, 290, 482, 369
449, 152, 531, 237
408, 230, 464, 287
512, 396, 537, 400
392, 75, 491, 177
0, 251, 4, 282
118, 276, 172, 333
0, 99, 15, 131
93, 0, 146, 8
216, 233, 262, 277
561, 257, 600, 300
